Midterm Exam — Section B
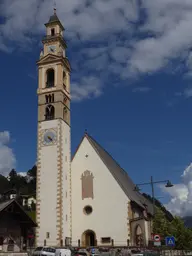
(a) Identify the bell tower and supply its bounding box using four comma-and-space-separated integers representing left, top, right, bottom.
36, 9, 71, 246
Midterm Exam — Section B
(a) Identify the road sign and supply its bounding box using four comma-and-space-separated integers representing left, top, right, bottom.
154, 241, 161, 247
91, 248, 95, 254
165, 236, 175, 246
153, 234, 161, 242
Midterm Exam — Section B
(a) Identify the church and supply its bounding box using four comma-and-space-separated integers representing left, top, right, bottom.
35, 9, 153, 248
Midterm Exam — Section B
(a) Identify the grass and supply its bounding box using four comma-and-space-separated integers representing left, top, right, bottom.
26, 211, 36, 222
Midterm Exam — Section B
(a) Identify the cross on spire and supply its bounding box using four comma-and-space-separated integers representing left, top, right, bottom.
53, 0, 56, 14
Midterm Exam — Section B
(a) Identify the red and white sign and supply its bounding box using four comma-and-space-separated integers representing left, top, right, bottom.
153, 234, 161, 242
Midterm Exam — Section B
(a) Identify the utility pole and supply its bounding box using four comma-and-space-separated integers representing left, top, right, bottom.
135, 176, 173, 233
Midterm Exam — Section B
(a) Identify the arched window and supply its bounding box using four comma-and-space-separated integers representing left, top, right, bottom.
63, 71, 67, 90
45, 94, 54, 103
45, 105, 55, 120
46, 69, 54, 88
7, 239, 14, 251
63, 107, 67, 119
48, 94, 52, 102
51, 28, 55, 36
81, 170, 94, 200
135, 225, 143, 246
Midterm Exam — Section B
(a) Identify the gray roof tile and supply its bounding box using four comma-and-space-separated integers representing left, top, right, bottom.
0, 199, 15, 212
49, 14, 60, 23
45, 11, 64, 31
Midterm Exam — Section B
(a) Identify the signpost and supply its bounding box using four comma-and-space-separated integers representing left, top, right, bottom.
165, 236, 175, 247
153, 234, 161, 247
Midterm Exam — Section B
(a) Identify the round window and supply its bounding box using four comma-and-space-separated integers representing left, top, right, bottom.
83, 205, 93, 215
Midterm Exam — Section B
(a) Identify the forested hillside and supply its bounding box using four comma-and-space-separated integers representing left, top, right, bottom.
0, 165, 36, 195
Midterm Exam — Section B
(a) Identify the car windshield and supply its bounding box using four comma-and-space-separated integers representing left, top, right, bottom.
35, 247, 43, 251
43, 248, 56, 253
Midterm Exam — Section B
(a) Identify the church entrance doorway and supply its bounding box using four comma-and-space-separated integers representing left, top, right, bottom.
82, 230, 96, 247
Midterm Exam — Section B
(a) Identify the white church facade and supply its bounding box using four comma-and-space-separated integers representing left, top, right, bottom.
36, 10, 153, 248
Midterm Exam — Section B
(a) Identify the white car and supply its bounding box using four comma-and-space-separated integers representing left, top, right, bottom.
32, 247, 56, 256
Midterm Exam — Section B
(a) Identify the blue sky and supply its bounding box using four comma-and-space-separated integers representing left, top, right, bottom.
1, 0, 192, 216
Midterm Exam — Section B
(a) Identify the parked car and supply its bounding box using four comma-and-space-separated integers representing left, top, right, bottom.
32, 247, 56, 256
55, 248, 72, 256
75, 250, 90, 256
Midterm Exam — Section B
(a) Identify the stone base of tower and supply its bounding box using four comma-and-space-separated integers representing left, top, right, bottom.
36, 119, 71, 247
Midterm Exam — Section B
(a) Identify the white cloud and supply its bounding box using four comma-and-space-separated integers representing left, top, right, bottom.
183, 87, 192, 98
71, 76, 103, 102
17, 172, 27, 177
161, 163, 192, 217
0, 131, 16, 176
2, 0, 192, 100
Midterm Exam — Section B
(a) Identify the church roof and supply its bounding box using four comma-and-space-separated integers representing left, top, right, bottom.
45, 9, 64, 31
49, 13, 60, 23
84, 133, 153, 215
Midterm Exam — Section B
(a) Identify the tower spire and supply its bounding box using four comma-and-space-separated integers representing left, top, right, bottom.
53, 0, 56, 14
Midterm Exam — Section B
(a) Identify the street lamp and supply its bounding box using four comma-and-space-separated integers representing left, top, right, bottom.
134, 176, 174, 216
165, 180, 173, 188
134, 176, 174, 236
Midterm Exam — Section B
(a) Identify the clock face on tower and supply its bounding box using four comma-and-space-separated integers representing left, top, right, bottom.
48, 45, 56, 53
42, 129, 57, 146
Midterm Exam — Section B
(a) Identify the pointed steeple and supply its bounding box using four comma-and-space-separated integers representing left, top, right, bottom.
45, 7, 64, 31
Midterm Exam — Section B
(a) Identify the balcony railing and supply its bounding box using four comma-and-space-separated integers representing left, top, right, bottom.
45, 115, 54, 120
42, 33, 67, 45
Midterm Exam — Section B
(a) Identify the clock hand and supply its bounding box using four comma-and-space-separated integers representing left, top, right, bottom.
47, 136, 53, 141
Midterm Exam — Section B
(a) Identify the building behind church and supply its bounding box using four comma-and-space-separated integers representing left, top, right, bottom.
36, 9, 153, 248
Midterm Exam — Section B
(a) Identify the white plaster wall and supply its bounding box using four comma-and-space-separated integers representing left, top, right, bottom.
37, 119, 59, 246
60, 121, 71, 239
71, 137, 129, 246
22, 197, 36, 207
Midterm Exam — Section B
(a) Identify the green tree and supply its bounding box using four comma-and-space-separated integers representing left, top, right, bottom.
170, 216, 192, 250
0, 175, 9, 194
27, 165, 36, 194
27, 165, 36, 179
154, 212, 192, 250
9, 169, 17, 180
31, 201, 36, 211
153, 207, 171, 239
10, 171, 28, 193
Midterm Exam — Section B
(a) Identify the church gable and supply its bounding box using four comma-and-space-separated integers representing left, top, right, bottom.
72, 132, 153, 216
71, 134, 130, 243
72, 134, 127, 198
72, 134, 129, 203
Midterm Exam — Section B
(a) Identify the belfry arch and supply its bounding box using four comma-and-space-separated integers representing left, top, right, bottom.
46, 69, 54, 88
45, 104, 55, 120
